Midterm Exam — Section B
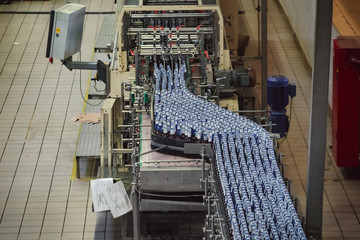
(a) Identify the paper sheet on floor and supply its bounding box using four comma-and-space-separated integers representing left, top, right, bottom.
103, 181, 133, 218
90, 178, 113, 212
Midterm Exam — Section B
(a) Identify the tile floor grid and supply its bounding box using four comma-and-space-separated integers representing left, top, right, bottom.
0, 0, 359, 239
1, 25, 47, 224
27, 66, 71, 238
0, 23, 47, 226
0, 1, 114, 239
59, 8, 109, 240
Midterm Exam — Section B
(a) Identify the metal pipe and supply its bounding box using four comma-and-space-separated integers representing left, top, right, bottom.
138, 159, 202, 163
232, 109, 267, 113
211, 215, 215, 237
132, 158, 202, 165
122, 138, 151, 141
70, 61, 98, 70
197, 84, 225, 88
128, 31, 214, 36
61, 56, 98, 71
140, 44, 196, 49
122, 110, 147, 113
207, 197, 211, 220
135, 146, 167, 157
132, 187, 140, 240
113, 148, 133, 154
306, 0, 333, 237
261, 0, 268, 109
135, 47, 140, 86
128, 27, 213, 32
130, 13, 211, 19
111, 28, 118, 71
130, 90, 140, 240
204, 177, 208, 196
118, 124, 151, 128
201, 146, 205, 182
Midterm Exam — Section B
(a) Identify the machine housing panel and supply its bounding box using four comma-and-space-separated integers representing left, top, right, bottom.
51, 4, 85, 60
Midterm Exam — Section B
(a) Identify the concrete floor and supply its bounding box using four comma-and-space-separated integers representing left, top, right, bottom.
0, 0, 359, 239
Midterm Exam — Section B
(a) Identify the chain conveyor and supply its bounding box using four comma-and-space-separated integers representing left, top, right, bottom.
153, 60, 306, 239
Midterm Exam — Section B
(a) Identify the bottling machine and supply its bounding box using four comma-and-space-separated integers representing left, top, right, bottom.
46, 1, 303, 239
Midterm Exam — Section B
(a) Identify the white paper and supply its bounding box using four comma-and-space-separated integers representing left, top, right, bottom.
90, 178, 113, 212
103, 181, 133, 218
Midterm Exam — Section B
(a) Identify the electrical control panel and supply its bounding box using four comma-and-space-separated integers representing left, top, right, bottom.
46, 3, 86, 60
332, 37, 360, 167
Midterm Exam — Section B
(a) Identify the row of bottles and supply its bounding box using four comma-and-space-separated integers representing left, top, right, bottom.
153, 61, 306, 239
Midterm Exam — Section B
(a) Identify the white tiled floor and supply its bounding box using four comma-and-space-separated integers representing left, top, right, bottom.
0, 1, 117, 239
0, 0, 359, 239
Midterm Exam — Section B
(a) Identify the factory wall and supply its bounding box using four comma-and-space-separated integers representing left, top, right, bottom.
277, 0, 316, 66
277, 0, 338, 108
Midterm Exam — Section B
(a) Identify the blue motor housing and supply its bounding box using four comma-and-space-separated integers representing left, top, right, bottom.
270, 110, 289, 138
268, 75, 296, 109
267, 75, 296, 137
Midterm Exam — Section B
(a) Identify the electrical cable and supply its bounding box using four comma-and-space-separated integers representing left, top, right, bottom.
78, 50, 104, 106
93, 80, 105, 92
289, 97, 293, 129
278, 97, 293, 146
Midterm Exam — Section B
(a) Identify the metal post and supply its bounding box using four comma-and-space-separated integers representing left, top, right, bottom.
132, 184, 140, 240
306, 0, 333, 238
201, 146, 205, 182
131, 149, 140, 240
261, 0, 268, 109
135, 51, 140, 85
130, 90, 140, 240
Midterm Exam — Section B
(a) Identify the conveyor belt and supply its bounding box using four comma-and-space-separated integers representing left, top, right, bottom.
76, 102, 101, 157
75, 51, 107, 178
153, 61, 306, 239
94, 15, 117, 52
75, 100, 101, 178
76, 52, 109, 161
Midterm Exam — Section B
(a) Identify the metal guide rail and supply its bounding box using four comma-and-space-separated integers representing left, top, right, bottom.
152, 60, 306, 239
143, 0, 200, 5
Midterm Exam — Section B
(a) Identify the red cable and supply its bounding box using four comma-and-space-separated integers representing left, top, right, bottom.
156, 25, 164, 31
204, 50, 209, 60
192, 63, 196, 73
177, 25, 185, 31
